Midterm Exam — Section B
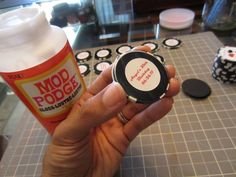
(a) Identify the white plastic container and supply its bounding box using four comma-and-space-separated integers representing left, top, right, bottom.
0, 7, 86, 134
159, 8, 195, 30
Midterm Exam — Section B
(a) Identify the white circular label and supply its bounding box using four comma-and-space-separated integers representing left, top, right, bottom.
125, 58, 160, 91
144, 43, 156, 50
118, 46, 131, 54
97, 62, 111, 71
97, 49, 109, 58
165, 39, 179, 46
77, 52, 89, 60
79, 65, 88, 74
219, 46, 236, 62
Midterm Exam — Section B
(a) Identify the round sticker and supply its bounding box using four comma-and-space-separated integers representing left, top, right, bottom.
77, 52, 90, 60
97, 49, 109, 58
96, 62, 111, 71
219, 46, 236, 62
165, 39, 179, 46
125, 58, 160, 91
118, 46, 132, 54
79, 65, 88, 73
144, 43, 156, 51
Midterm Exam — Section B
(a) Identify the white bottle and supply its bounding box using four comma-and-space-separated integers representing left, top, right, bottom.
0, 6, 86, 134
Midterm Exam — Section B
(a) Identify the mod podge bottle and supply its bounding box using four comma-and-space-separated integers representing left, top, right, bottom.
0, 6, 86, 134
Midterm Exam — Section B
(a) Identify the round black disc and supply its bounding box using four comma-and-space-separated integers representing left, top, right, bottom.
94, 61, 112, 75
95, 48, 112, 60
142, 42, 158, 52
182, 79, 211, 99
78, 63, 90, 76
162, 38, 182, 49
154, 54, 165, 64
75, 51, 91, 63
116, 45, 132, 55
112, 51, 169, 104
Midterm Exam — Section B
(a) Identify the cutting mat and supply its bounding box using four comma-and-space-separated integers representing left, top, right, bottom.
0, 32, 236, 177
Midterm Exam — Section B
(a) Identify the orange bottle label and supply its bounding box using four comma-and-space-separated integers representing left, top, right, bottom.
0, 42, 86, 134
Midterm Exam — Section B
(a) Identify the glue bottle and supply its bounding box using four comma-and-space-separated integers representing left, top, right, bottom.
0, 6, 86, 134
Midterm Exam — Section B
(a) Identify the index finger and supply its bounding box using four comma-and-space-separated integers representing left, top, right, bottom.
88, 65, 113, 95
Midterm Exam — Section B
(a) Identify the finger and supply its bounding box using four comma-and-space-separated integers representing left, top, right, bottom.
165, 65, 176, 79
132, 46, 152, 53
88, 66, 113, 95
120, 77, 179, 121
123, 97, 173, 141
53, 82, 127, 142
165, 78, 180, 97
120, 102, 148, 121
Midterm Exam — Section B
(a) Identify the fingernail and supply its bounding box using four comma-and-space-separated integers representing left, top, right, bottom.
103, 82, 126, 107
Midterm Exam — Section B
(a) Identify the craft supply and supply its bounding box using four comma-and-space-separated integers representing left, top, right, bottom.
78, 63, 90, 76
94, 61, 112, 75
95, 48, 112, 60
141, 42, 159, 52
112, 51, 169, 104
75, 51, 92, 63
0, 7, 86, 134
182, 78, 211, 99
162, 38, 182, 49
116, 45, 132, 55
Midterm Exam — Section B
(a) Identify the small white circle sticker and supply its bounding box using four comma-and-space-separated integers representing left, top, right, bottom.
125, 58, 160, 91
79, 65, 88, 73
97, 50, 109, 58
144, 43, 156, 50
165, 39, 179, 46
118, 46, 131, 54
77, 52, 89, 60
97, 62, 111, 71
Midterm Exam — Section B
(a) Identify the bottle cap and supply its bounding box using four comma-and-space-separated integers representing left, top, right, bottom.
78, 63, 90, 76
95, 48, 112, 60
141, 42, 159, 52
75, 51, 92, 63
94, 61, 112, 75
0, 6, 49, 47
162, 38, 182, 49
112, 51, 169, 104
116, 45, 132, 55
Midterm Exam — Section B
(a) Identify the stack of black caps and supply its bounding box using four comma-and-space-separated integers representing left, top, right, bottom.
75, 51, 92, 63
212, 46, 236, 84
112, 51, 169, 104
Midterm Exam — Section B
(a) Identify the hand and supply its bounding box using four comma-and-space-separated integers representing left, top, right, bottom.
41, 46, 180, 177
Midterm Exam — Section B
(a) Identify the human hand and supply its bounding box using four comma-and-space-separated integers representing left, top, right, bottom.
41, 46, 180, 177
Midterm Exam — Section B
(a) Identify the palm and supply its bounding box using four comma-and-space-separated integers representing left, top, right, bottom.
88, 119, 129, 177
44, 115, 129, 177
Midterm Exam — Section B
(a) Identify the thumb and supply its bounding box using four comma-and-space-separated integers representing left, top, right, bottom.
53, 82, 127, 142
